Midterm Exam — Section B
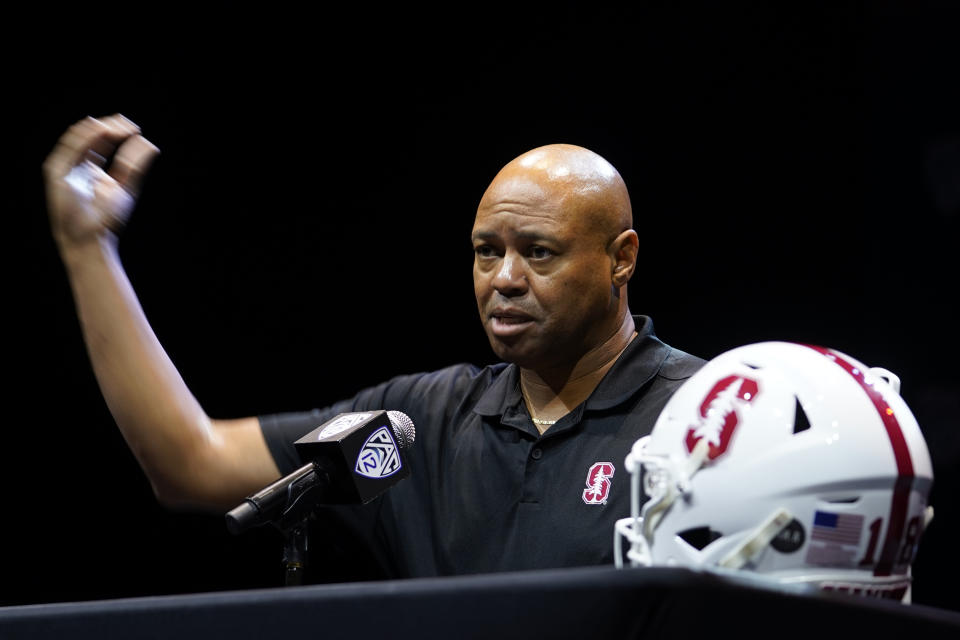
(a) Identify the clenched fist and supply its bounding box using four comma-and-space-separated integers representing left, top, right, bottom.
43, 114, 160, 251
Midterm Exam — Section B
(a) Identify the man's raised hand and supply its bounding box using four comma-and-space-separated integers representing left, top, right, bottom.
43, 114, 160, 251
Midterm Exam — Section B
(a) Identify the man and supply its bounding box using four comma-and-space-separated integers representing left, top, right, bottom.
44, 114, 704, 579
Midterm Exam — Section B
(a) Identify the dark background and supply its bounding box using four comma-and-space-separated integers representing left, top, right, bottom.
7, 1, 958, 612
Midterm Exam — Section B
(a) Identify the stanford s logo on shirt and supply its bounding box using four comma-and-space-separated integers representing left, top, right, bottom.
582, 461, 615, 505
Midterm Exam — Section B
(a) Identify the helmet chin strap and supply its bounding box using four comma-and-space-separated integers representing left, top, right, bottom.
617, 438, 794, 571
716, 508, 794, 570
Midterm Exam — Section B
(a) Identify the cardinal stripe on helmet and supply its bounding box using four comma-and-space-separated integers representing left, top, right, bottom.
802, 345, 914, 578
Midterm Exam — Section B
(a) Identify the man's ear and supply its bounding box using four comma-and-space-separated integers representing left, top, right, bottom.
610, 229, 639, 288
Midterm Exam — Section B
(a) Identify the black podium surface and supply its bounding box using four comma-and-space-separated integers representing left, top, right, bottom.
1, 566, 957, 639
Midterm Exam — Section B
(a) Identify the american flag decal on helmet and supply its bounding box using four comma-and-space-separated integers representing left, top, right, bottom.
685, 374, 759, 460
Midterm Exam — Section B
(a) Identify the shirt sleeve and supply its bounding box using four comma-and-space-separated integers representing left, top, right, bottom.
257, 364, 486, 474
257, 374, 425, 476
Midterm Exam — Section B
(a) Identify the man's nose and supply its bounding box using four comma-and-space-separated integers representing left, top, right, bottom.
491, 253, 528, 297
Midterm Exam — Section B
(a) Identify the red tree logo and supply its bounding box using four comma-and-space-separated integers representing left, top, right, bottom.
684, 375, 759, 460
582, 462, 615, 505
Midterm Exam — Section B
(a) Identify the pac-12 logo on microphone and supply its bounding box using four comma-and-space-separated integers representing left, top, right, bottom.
582, 462, 615, 505
319, 412, 374, 440
355, 426, 402, 478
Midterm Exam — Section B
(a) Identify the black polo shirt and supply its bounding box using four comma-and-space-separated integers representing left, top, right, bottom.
259, 315, 704, 580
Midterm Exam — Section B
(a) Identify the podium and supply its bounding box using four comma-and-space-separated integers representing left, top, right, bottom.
1, 566, 957, 639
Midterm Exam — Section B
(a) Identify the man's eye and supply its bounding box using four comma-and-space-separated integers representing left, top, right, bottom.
529, 246, 552, 259
475, 245, 497, 258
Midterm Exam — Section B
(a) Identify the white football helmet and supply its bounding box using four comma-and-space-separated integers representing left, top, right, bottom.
614, 342, 934, 601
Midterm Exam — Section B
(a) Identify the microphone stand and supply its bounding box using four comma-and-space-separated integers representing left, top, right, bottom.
273, 468, 330, 587
226, 464, 330, 587
281, 523, 308, 587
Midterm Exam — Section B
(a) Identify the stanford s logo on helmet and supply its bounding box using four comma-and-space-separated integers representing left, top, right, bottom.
684, 375, 760, 461
614, 342, 934, 602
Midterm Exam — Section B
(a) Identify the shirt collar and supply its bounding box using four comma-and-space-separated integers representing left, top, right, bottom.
473, 315, 671, 421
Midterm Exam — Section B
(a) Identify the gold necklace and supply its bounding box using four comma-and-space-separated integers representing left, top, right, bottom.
530, 414, 557, 426
521, 380, 558, 425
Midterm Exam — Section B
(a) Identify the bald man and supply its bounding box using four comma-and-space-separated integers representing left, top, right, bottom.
44, 116, 704, 579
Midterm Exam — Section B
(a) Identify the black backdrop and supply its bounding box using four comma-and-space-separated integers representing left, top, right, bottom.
7, 1, 959, 613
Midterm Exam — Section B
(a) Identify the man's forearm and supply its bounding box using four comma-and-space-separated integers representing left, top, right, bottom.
60, 236, 218, 501
45, 115, 281, 511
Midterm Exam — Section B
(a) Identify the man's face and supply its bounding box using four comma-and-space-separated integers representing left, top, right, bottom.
472, 174, 618, 371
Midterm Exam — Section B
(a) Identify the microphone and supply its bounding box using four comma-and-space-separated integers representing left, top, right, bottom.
225, 410, 416, 535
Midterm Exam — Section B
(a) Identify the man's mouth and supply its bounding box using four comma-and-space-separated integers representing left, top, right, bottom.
490, 310, 535, 337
